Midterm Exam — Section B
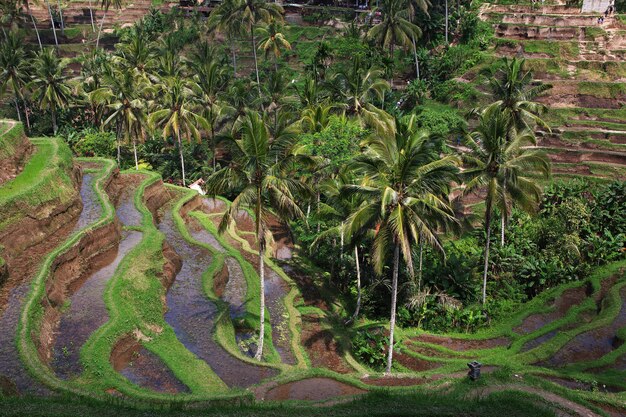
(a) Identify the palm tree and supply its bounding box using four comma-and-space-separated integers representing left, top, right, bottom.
205, 111, 312, 361
96, 0, 122, 49
344, 116, 459, 373
29, 47, 71, 135
461, 106, 550, 304
299, 101, 335, 134
406, 0, 429, 79
218, 0, 283, 97
486, 57, 552, 134
0, 32, 32, 130
148, 77, 209, 186
208, 0, 243, 77
20, 0, 43, 50
257, 20, 291, 73
187, 43, 231, 170
366, 0, 422, 82
313, 170, 366, 324
116, 25, 156, 78
331, 56, 393, 135
92, 66, 151, 169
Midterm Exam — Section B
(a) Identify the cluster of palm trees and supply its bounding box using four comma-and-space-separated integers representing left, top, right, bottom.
0, 0, 551, 372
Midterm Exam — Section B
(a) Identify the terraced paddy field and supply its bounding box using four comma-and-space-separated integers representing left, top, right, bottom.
479, 1, 626, 185
0, 116, 625, 417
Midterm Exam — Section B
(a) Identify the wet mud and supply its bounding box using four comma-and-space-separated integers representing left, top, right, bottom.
265, 377, 365, 401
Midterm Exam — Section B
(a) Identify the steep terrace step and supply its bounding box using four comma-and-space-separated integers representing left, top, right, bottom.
482, 4, 588, 14
487, 12, 602, 27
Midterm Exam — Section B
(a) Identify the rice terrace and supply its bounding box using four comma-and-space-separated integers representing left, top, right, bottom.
0, 0, 625, 414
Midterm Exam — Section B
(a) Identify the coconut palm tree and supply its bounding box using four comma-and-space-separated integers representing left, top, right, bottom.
19, 0, 43, 49
257, 20, 291, 73
91, 66, 151, 169
186, 43, 231, 170
29, 47, 71, 135
367, 0, 422, 80
0, 32, 32, 130
205, 111, 312, 361
217, 0, 283, 97
148, 77, 209, 186
344, 116, 459, 373
208, 0, 243, 77
299, 101, 336, 134
461, 105, 550, 304
486, 57, 552, 134
116, 25, 156, 78
331, 56, 393, 135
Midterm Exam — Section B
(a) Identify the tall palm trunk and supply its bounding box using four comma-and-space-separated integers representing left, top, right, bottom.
29, 12, 43, 50
88, 0, 95, 31
229, 36, 237, 77
411, 35, 420, 80
45, 0, 59, 49
501, 212, 505, 246
14, 99, 22, 123
445, 0, 449, 44
132, 136, 138, 170
254, 239, 266, 360
385, 244, 400, 374
176, 128, 186, 186
482, 208, 492, 305
56, 0, 65, 35
250, 28, 262, 98
96, 9, 107, 49
346, 245, 361, 325
418, 234, 423, 292
51, 107, 58, 135
115, 119, 121, 166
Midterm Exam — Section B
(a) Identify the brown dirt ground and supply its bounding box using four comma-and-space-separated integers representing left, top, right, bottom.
300, 315, 352, 373
410, 334, 510, 351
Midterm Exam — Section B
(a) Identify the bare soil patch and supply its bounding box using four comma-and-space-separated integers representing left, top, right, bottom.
265, 377, 365, 401
410, 334, 510, 351
300, 315, 352, 373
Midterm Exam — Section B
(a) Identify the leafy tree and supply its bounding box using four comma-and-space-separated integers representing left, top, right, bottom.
206, 111, 313, 361
344, 115, 459, 372
96, 0, 123, 49
461, 105, 550, 304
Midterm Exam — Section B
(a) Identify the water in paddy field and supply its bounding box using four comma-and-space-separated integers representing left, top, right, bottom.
72, 173, 103, 232
264, 268, 296, 365
0, 282, 51, 396
541, 286, 626, 367
51, 230, 143, 379
114, 344, 190, 394
116, 186, 143, 227
160, 208, 278, 387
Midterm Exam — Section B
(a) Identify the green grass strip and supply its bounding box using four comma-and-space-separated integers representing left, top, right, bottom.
0, 120, 25, 160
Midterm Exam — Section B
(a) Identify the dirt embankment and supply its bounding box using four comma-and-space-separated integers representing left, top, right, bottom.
0, 164, 82, 286
0, 132, 32, 186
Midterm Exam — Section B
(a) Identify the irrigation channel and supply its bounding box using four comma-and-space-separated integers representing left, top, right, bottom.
158, 199, 278, 388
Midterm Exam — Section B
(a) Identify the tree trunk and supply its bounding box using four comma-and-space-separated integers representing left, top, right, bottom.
56, 0, 65, 35
45, 0, 59, 49
482, 210, 492, 305
177, 128, 186, 186
385, 244, 400, 374
115, 119, 121, 166
250, 29, 262, 98
445, 0, 449, 44
340, 222, 344, 259
316, 192, 320, 233
132, 136, 139, 170
346, 245, 362, 325
96, 9, 107, 49
89, 0, 95, 31
418, 235, 423, 292
23, 101, 31, 131
230, 36, 237, 77
51, 107, 58, 135
412, 35, 419, 80
501, 212, 505, 246
254, 243, 266, 361
30, 13, 43, 50
14, 99, 22, 123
